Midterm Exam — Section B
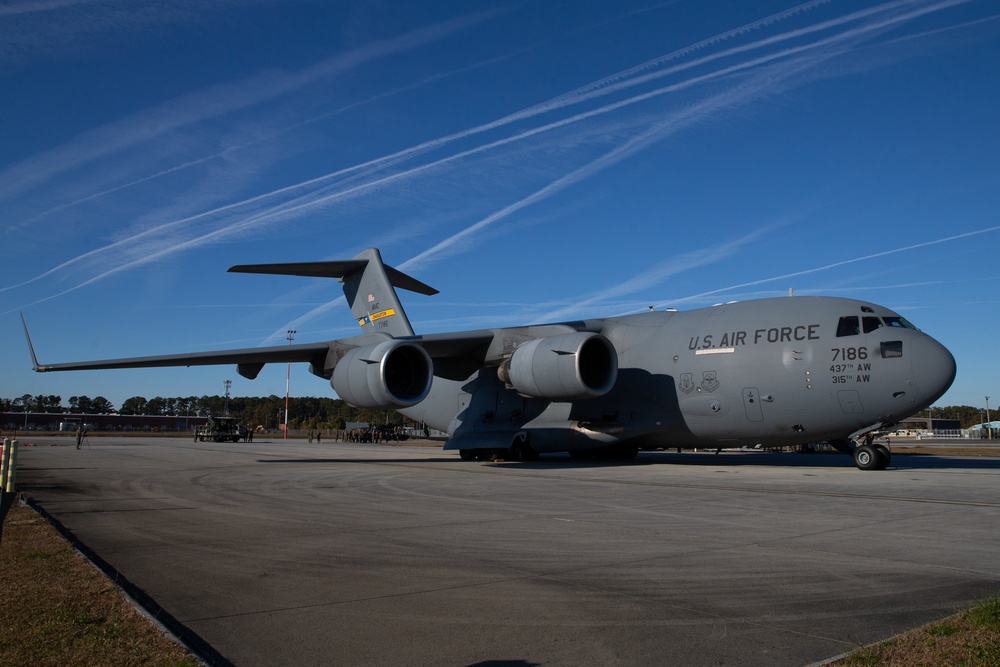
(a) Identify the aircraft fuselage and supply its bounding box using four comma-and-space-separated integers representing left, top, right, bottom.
403, 296, 955, 456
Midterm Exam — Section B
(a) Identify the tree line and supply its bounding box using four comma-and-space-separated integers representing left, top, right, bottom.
2, 394, 994, 431
1, 394, 406, 431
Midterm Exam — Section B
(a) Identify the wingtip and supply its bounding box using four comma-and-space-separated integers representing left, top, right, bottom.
20, 312, 42, 371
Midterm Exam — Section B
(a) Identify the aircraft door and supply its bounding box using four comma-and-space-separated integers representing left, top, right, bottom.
742, 388, 764, 422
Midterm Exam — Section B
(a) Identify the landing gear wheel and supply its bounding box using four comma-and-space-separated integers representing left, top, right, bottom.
873, 443, 891, 470
853, 444, 879, 470
511, 434, 538, 462
616, 445, 639, 460
518, 443, 540, 461
459, 449, 475, 461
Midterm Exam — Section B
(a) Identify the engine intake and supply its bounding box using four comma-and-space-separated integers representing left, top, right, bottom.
502, 332, 617, 400
331, 340, 433, 409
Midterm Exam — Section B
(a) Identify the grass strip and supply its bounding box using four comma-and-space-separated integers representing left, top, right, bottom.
834, 596, 1000, 666
1, 503, 200, 667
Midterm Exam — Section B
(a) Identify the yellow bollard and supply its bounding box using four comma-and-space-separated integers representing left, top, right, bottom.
0, 438, 9, 492
6, 440, 17, 493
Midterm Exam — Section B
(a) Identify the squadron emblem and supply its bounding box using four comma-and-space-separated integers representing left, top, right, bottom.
701, 371, 720, 393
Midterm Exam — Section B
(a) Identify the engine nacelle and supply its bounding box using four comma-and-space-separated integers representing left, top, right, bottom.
503, 332, 617, 400
331, 340, 433, 409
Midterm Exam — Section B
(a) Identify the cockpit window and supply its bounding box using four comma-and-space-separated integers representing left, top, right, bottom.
862, 316, 883, 334
836, 316, 860, 337
881, 341, 903, 358
883, 316, 918, 331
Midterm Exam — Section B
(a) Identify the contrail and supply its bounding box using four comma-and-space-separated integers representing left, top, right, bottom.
10, 0, 985, 331
538, 226, 777, 323
395, 0, 939, 275
3, 0, 868, 290
0, 7, 503, 201
666, 225, 1000, 308
142, 0, 977, 249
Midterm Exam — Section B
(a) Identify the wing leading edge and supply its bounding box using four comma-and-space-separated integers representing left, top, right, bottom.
23, 310, 332, 380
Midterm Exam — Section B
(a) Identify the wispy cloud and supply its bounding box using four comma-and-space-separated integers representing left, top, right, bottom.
0, 6, 503, 203
8, 0, 991, 339
667, 225, 1000, 308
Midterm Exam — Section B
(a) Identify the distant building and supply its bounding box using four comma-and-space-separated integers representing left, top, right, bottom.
964, 421, 1000, 439
1, 411, 208, 433
890, 417, 962, 436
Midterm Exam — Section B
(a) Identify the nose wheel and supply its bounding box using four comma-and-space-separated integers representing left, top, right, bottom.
853, 443, 890, 470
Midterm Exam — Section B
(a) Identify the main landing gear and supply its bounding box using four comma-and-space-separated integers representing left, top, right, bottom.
458, 441, 640, 462
458, 436, 539, 462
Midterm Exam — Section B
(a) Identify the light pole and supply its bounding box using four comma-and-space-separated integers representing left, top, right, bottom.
986, 395, 992, 440
284, 330, 296, 439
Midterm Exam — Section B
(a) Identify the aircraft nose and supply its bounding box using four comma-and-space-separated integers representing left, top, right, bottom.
910, 334, 956, 404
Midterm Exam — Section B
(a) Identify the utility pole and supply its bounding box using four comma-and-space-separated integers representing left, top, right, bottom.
284, 330, 296, 439
986, 395, 992, 440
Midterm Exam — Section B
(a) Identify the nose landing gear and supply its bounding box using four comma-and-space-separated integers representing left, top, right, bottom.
830, 437, 891, 470
853, 442, 891, 470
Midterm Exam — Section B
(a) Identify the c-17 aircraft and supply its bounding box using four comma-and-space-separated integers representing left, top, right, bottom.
24, 248, 956, 470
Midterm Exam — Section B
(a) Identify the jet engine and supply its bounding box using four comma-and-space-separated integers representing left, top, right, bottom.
500, 332, 617, 400
331, 340, 433, 409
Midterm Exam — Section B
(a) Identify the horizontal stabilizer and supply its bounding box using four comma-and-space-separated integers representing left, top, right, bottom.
231, 248, 434, 338
228, 260, 438, 295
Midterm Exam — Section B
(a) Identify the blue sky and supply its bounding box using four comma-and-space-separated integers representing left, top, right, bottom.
2, 0, 998, 411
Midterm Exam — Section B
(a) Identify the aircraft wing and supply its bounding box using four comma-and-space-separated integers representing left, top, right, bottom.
23, 312, 496, 382
27, 340, 333, 380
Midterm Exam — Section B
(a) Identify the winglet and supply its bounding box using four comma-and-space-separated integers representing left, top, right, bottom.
20, 312, 44, 372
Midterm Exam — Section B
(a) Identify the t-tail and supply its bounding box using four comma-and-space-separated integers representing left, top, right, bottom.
228, 248, 437, 337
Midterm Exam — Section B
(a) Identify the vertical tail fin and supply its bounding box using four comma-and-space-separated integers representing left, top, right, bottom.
228, 248, 438, 337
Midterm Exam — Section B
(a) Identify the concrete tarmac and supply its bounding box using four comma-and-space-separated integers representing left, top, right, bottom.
14, 436, 1000, 666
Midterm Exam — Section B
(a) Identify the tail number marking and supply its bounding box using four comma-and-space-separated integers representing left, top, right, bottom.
831, 347, 868, 362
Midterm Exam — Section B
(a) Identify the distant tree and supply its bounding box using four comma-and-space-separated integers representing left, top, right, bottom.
174, 396, 197, 416
120, 396, 148, 415
69, 395, 94, 413
242, 396, 282, 429
197, 395, 226, 416
92, 396, 114, 414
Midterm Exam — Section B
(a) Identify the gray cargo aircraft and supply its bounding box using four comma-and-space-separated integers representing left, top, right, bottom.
24, 248, 955, 470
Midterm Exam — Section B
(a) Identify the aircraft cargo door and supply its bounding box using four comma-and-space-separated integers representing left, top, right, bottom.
742, 388, 764, 422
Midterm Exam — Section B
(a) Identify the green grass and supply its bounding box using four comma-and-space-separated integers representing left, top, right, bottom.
0, 503, 199, 667
835, 596, 1000, 667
